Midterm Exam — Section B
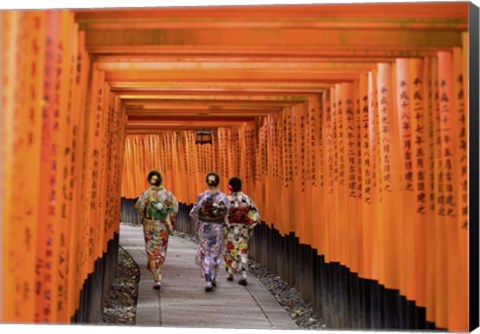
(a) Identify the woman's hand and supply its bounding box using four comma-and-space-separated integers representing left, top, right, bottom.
165, 215, 174, 235
166, 222, 174, 235
170, 213, 177, 229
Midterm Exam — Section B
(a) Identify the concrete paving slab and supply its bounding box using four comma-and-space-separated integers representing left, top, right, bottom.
119, 224, 298, 330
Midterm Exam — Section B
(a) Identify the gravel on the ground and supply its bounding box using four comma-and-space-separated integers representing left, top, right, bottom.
98, 246, 140, 325
247, 260, 327, 330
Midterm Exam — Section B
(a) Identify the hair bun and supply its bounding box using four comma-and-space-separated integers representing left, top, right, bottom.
228, 176, 242, 192
206, 172, 220, 187
147, 170, 162, 186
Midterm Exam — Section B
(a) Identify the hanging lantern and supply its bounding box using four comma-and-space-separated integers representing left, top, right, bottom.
195, 129, 213, 145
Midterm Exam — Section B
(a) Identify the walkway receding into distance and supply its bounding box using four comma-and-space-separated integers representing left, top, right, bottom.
119, 224, 298, 329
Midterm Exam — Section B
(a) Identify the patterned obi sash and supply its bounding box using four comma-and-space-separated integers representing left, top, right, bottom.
198, 215, 224, 224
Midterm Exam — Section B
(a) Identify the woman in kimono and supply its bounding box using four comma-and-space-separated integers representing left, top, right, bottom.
134, 170, 178, 290
190, 172, 230, 292
224, 176, 260, 286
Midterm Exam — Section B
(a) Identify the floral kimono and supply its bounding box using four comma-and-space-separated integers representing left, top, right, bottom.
189, 190, 230, 283
224, 192, 260, 276
134, 185, 178, 282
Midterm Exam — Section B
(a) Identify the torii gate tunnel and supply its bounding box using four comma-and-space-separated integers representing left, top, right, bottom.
0, 2, 479, 332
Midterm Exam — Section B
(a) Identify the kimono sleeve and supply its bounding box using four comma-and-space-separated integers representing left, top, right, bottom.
169, 192, 179, 214
134, 191, 147, 215
248, 197, 261, 227
189, 193, 204, 218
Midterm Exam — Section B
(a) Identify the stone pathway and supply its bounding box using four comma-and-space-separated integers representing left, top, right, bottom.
120, 224, 299, 329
